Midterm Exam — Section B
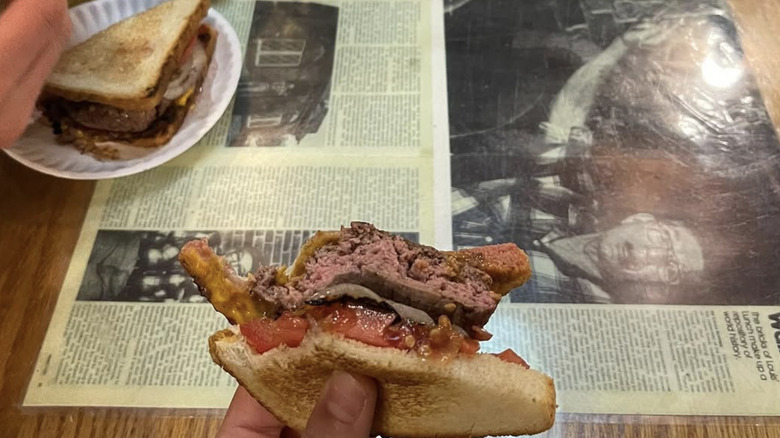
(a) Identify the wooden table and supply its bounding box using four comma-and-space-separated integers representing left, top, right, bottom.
2, 0, 780, 436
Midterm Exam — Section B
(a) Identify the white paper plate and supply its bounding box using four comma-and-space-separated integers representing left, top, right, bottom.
5, 0, 242, 180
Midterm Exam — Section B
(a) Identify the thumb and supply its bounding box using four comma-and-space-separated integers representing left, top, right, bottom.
302, 370, 377, 438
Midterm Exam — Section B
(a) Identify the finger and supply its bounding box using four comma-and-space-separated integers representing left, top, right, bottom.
217, 386, 286, 438
0, 0, 70, 96
0, 36, 65, 148
302, 370, 377, 438
281, 428, 301, 438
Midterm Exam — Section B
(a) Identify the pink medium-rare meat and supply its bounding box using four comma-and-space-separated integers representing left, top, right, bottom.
179, 222, 532, 331
247, 222, 529, 330
291, 223, 496, 328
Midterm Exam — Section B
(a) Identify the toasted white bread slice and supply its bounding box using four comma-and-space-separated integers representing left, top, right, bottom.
45, 0, 210, 110
210, 327, 556, 437
63, 25, 218, 155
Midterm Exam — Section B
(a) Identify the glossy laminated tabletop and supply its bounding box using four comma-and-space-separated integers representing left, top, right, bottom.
2, 0, 780, 436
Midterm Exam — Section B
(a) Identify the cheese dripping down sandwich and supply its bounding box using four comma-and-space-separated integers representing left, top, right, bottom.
37, 0, 216, 159
179, 222, 556, 437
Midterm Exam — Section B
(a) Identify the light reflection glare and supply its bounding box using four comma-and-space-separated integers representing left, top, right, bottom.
701, 51, 742, 89
676, 113, 712, 142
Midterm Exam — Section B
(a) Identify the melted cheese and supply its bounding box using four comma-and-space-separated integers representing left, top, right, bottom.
178, 240, 271, 324
175, 88, 194, 106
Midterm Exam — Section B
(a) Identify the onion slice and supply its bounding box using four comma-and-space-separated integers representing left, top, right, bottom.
164, 40, 208, 101
308, 284, 436, 326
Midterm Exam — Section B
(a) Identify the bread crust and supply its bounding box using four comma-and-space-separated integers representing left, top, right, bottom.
209, 328, 556, 437
43, 0, 211, 110
95, 24, 217, 148
46, 24, 217, 153
129, 24, 217, 147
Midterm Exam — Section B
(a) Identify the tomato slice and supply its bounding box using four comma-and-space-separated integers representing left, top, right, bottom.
459, 338, 481, 356
239, 302, 492, 363
316, 304, 396, 347
240, 313, 308, 354
495, 349, 530, 368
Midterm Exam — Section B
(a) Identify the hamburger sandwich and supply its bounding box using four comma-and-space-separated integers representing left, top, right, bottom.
37, 0, 215, 159
179, 222, 556, 437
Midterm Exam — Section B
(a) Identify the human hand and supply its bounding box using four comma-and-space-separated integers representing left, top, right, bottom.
217, 370, 377, 438
0, 0, 71, 149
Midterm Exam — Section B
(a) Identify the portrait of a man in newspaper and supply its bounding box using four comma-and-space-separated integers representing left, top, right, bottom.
532, 213, 703, 304
447, 0, 780, 306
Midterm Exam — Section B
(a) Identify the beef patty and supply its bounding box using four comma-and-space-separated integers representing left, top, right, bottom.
61, 101, 164, 133
49, 36, 209, 133
251, 222, 523, 330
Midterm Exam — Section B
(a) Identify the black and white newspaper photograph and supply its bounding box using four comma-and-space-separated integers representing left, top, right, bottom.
227, 1, 338, 147
16, 0, 780, 424
446, 0, 780, 306
76, 229, 316, 302
75, 228, 419, 302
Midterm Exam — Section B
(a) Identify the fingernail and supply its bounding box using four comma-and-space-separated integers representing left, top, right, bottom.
323, 370, 368, 423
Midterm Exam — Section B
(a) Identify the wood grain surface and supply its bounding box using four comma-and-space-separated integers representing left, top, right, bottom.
729, 0, 780, 139
3, 0, 780, 436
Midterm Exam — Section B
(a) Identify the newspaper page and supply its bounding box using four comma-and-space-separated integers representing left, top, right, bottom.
28, 0, 780, 420
197, 0, 432, 154
24, 0, 443, 408
446, 0, 780, 416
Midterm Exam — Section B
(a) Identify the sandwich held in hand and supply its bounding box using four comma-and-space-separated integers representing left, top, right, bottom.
37, 0, 215, 159
179, 222, 556, 437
